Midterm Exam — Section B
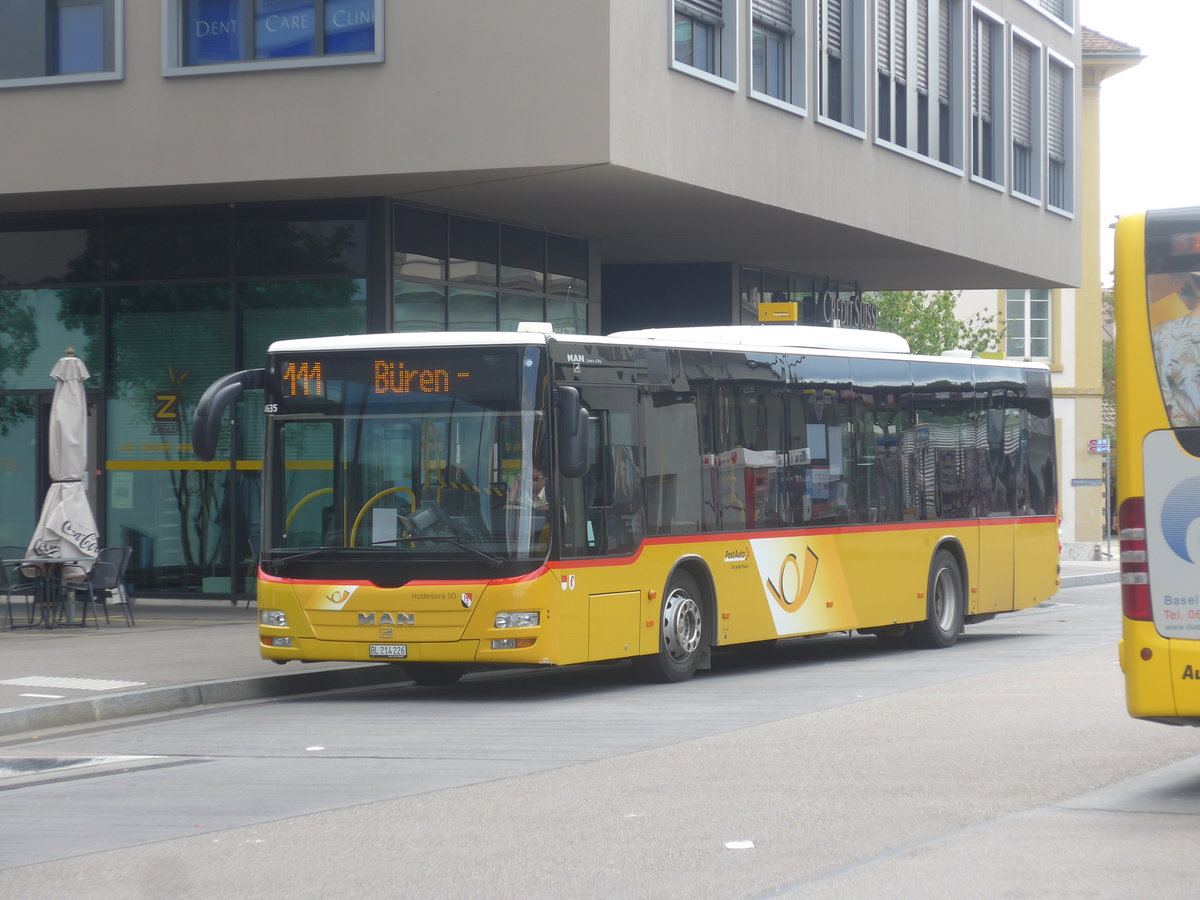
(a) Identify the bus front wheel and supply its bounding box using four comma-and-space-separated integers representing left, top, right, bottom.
912, 549, 964, 649
633, 570, 706, 683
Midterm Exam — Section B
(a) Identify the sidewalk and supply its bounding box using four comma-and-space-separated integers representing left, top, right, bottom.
0, 559, 1119, 740
0, 600, 408, 739
1058, 556, 1120, 588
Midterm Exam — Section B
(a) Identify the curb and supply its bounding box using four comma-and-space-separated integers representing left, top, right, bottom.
0, 663, 411, 739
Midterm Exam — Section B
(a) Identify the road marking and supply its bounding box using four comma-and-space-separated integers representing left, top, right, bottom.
19, 693, 64, 699
0, 676, 146, 692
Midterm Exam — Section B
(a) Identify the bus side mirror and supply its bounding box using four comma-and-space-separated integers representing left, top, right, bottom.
555, 385, 590, 478
191, 368, 266, 462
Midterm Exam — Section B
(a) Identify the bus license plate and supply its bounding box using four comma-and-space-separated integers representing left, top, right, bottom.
369, 644, 408, 659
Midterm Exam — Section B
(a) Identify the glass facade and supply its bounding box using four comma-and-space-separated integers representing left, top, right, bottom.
0, 202, 371, 596
739, 266, 872, 328
0, 286, 101, 549
106, 283, 231, 593
393, 207, 590, 334
0, 200, 593, 598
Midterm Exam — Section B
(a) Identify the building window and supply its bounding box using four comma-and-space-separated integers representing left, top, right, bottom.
392, 206, 591, 335
1047, 53, 1073, 214
970, 7, 1004, 185
934, 0, 963, 166
751, 0, 803, 108
1006, 289, 1051, 359
166, 0, 382, 75
1025, 0, 1071, 29
819, 0, 865, 130
672, 0, 736, 86
876, 0, 909, 146
879, 0, 966, 165
1010, 33, 1040, 200
0, 0, 121, 87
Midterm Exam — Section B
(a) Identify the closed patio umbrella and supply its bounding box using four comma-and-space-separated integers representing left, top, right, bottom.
27, 349, 100, 568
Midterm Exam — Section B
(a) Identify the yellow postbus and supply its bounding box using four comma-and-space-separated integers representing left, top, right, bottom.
1116, 207, 1200, 724
193, 324, 1059, 685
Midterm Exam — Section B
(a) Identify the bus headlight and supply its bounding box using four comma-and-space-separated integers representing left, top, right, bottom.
260, 609, 288, 628
495, 611, 539, 629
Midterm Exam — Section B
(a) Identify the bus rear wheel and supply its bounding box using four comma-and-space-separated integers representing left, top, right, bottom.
633, 571, 706, 683
912, 549, 964, 649
404, 662, 465, 686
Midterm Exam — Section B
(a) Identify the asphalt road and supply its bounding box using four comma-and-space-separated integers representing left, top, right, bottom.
0, 581, 1196, 899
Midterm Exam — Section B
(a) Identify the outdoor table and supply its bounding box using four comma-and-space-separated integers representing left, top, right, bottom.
3, 557, 94, 628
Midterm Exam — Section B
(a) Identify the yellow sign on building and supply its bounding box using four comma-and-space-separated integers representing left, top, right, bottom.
757, 301, 799, 322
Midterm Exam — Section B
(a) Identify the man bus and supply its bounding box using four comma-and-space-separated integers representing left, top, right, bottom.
193, 323, 1059, 685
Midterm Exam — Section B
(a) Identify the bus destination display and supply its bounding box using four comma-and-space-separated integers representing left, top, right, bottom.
270, 349, 521, 410
280, 359, 473, 398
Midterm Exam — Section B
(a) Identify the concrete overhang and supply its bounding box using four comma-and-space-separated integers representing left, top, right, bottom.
0, 162, 1076, 291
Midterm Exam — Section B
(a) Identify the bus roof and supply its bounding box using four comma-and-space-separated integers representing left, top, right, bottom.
608, 325, 911, 354
269, 325, 908, 355
267, 324, 1042, 370
269, 331, 545, 353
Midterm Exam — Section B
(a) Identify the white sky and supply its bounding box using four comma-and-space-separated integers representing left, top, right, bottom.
1083, 0, 1200, 285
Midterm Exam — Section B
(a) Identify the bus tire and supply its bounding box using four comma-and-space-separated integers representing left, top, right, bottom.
633, 570, 706, 683
912, 549, 964, 649
404, 662, 465, 686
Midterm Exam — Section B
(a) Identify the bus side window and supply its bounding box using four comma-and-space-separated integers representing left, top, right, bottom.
642, 390, 702, 535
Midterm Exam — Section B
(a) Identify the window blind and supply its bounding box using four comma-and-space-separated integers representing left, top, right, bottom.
973, 16, 991, 121
878, 0, 892, 74
1048, 61, 1067, 161
915, 0, 929, 93
753, 0, 793, 33
1039, 0, 1066, 22
825, 0, 844, 58
1012, 40, 1033, 147
676, 0, 724, 26
938, 0, 950, 105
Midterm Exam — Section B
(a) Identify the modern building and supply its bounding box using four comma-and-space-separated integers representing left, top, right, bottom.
959, 25, 1142, 555
0, 1, 1082, 598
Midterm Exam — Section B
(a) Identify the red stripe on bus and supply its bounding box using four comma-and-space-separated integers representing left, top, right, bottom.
258, 516, 1055, 583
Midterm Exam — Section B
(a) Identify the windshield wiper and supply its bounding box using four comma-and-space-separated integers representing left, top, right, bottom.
269, 546, 343, 566
372, 536, 505, 569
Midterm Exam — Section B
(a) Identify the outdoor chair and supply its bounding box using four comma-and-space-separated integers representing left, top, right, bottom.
0, 547, 40, 629
63, 546, 134, 627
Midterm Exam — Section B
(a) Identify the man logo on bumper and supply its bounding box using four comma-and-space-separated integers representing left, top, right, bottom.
358, 613, 415, 626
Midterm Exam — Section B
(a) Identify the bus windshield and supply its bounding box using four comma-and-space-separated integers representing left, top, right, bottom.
263, 345, 550, 567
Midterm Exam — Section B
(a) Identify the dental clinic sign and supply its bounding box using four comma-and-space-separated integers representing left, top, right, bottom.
186, 0, 376, 66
